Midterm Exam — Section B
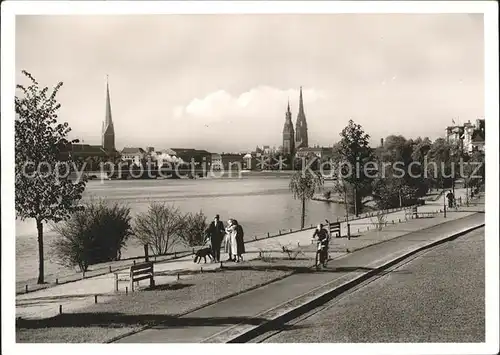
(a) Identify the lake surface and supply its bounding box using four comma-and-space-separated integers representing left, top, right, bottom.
15, 176, 345, 283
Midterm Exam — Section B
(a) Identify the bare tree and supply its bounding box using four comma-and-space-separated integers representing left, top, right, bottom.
133, 202, 183, 255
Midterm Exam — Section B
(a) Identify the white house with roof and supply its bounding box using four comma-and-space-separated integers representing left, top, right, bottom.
120, 147, 146, 164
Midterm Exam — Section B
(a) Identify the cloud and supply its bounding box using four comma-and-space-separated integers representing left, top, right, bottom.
173, 86, 327, 124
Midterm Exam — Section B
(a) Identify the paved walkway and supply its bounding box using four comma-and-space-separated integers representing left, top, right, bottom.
116, 209, 485, 343
15, 188, 477, 320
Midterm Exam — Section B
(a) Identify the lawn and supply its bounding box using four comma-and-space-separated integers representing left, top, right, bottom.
16, 257, 313, 343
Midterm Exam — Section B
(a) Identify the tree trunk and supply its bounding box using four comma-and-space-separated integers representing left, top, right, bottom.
301, 197, 306, 229
36, 218, 45, 284
354, 187, 359, 217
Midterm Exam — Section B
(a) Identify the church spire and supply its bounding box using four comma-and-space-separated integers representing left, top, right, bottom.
282, 98, 295, 156
295, 86, 308, 149
102, 75, 116, 151
298, 86, 305, 116
105, 75, 113, 128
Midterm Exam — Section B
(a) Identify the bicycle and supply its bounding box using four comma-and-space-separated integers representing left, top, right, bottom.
312, 237, 329, 270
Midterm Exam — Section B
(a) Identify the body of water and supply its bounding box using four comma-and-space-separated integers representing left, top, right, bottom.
15, 176, 345, 283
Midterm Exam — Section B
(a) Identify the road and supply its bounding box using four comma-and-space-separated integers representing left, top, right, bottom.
259, 227, 485, 343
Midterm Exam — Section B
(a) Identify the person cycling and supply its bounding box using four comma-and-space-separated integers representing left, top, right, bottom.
312, 223, 330, 267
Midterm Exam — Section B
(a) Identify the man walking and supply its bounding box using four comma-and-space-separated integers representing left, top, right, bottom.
206, 214, 225, 262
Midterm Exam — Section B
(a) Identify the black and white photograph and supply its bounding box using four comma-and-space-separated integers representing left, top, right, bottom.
1, 1, 498, 353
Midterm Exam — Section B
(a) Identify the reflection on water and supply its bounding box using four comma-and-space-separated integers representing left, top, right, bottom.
15, 177, 345, 283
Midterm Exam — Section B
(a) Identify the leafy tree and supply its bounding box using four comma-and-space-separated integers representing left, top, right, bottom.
372, 135, 428, 209
15, 71, 86, 284
462, 150, 485, 203
289, 169, 324, 229
51, 199, 133, 271
426, 138, 461, 191
177, 211, 208, 247
335, 120, 375, 215
133, 202, 183, 255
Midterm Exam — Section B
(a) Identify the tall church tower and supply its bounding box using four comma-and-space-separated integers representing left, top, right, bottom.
295, 86, 308, 149
282, 100, 295, 155
102, 76, 116, 151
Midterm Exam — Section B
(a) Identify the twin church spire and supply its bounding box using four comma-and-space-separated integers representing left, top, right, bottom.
282, 87, 308, 155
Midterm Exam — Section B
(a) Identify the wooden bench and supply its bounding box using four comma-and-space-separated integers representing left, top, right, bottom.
406, 206, 436, 219
326, 221, 341, 238
114, 261, 155, 292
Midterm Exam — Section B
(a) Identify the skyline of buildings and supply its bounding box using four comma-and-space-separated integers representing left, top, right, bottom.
62, 76, 485, 170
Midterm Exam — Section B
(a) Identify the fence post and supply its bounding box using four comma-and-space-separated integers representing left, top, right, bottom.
114, 273, 118, 292
130, 269, 134, 292
144, 244, 149, 262
347, 223, 351, 240
59, 305, 62, 315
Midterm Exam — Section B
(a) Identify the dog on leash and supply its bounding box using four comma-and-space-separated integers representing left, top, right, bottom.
194, 247, 214, 264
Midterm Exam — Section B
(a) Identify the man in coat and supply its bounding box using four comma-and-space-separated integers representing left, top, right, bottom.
205, 214, 225, 262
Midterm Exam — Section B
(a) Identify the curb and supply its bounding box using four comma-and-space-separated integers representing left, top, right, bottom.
218, 222, 485, 343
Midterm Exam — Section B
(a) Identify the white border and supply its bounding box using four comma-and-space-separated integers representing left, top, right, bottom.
2, 2, 498, 355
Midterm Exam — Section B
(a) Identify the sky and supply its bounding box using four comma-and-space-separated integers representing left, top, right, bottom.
15, 13, 484, 153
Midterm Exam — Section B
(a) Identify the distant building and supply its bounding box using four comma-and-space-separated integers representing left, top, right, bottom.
221, 153, 245, 170
295, 146, 333, 161
60, 78, 119, 168
445, 118, 485, 154
243, 153, 255, 170
169, 148, 212, 166
282, 100, 295, 156
121, 147, 146, 164
211, 153, 223, 170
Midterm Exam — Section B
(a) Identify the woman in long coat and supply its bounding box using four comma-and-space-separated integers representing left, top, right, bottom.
224, 219, 238, 262
233, 220, 245, 262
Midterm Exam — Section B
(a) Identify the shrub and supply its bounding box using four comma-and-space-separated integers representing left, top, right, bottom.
177, 211, 208, 247
51, 199, 133, 272
133, 202, 183, 255
322, 190, 332, 200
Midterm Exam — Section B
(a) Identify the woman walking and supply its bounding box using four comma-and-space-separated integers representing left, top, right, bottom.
233, 220, 245, 262
224, 219, 238, 262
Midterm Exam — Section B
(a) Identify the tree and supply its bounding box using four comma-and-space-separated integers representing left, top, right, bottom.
335, 120, 375, 215
289, 169, 324, 229
427, 138, 461, 191
177, 211, 208, 247
372, 135, 428, 209
462, 149, 485, 204
133, 202, 183, 255
15, 71, 87, 284
51, 199, 133, 271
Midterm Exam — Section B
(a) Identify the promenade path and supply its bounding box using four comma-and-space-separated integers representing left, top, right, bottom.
118, 200, 484, 343
15, 188, 477, 320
